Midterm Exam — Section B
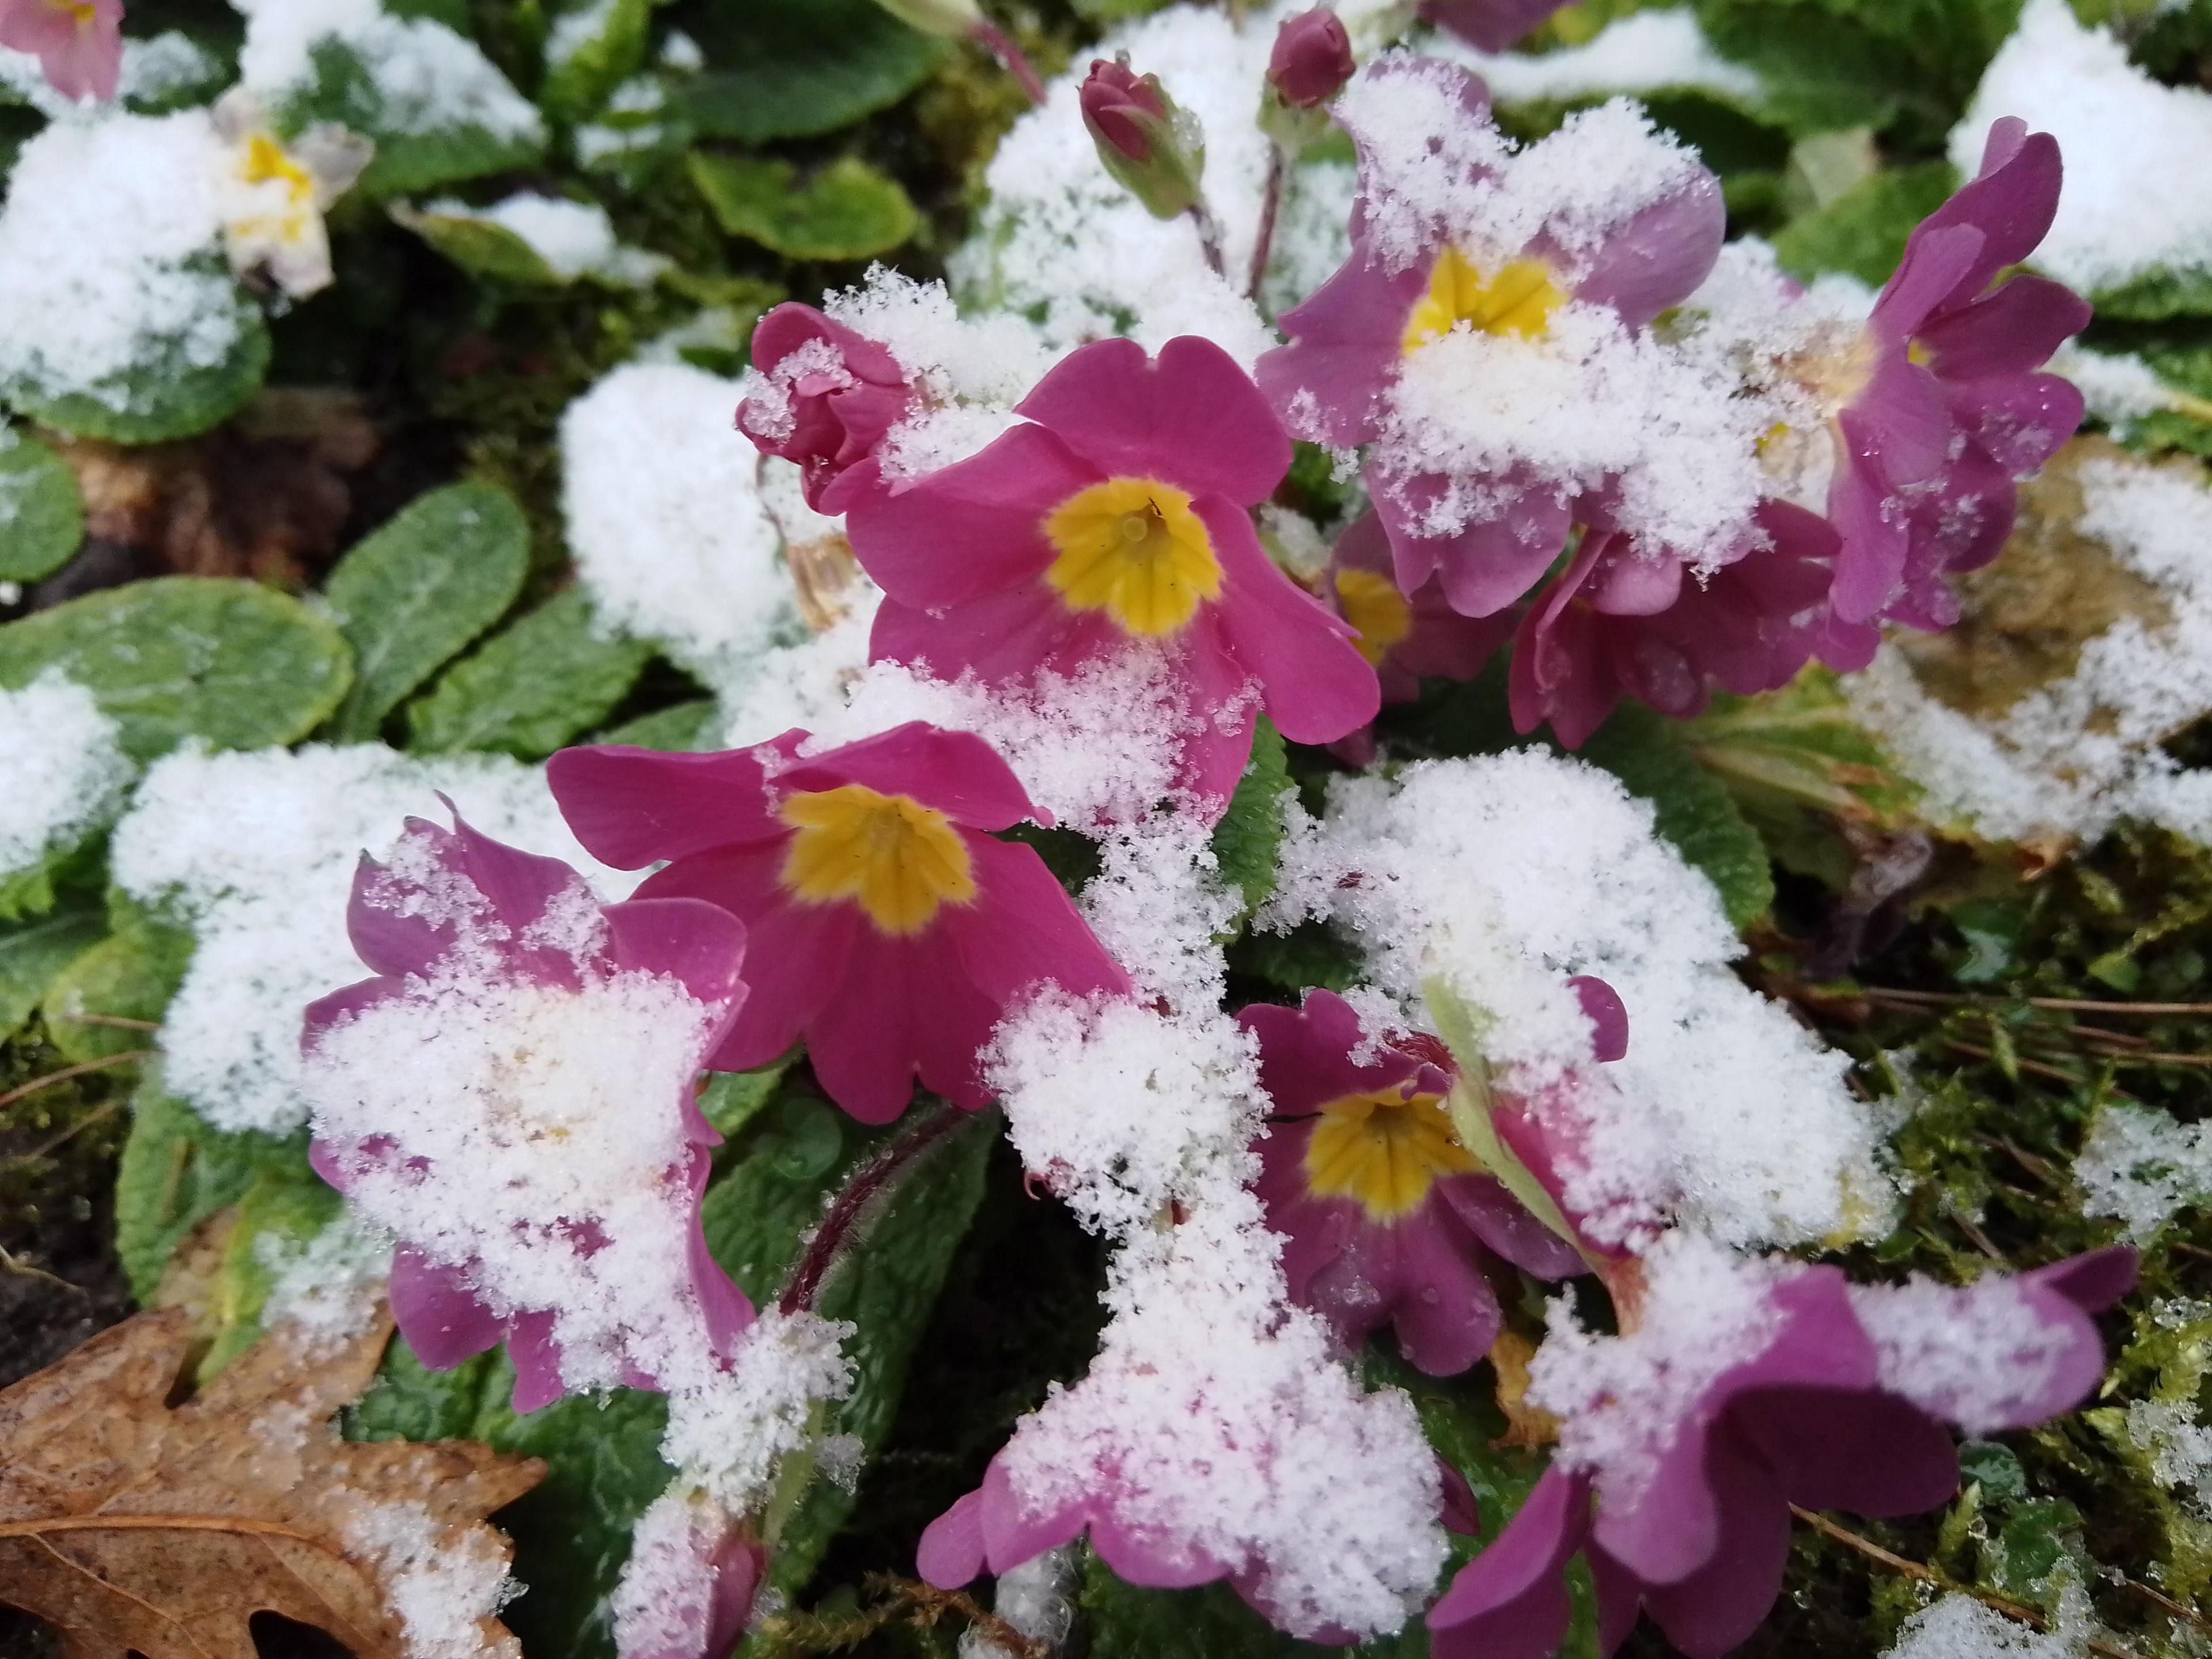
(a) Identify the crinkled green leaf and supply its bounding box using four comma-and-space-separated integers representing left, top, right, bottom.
0, 426, 85, 584
407, 589, 653, 759
322, 481, 530, 743
595, 697, 724, 752
676, 0, 946, 143
541, 0, 653, 121
1211, 715, 1291, 929
0, 895, 106, 1045
2092, 264, 2212, 323
112, 1071, 315, 1300
0, 836, 103, 927
1771, 160, 1959, 287
690, 153, 921, 262
391, 203, 564, 286
9, 273, 270, 446
279, 30, 547, 198
196, 1172, 348, 1377
699, 1059, 796, 1141
1581, 703, 1776, 931
0, 576, 352, 762
39, 917, 192, 1066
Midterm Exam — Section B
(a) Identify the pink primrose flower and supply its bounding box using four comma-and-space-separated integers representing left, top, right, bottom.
548, 722, 1131, 1124
1246, 989, 1584, 1376
0, 0, 123, 101
846, 335, 1379, 808
1508, 503, 1880, 749
301, 810, 753, 1414
1815, 119, 2090, 626
736, 302, 916, 515
1428, 1246, 2136, 1659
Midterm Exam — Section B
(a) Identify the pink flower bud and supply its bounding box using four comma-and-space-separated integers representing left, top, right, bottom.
1080, 56, 1166, 161
1078, 55, 1206, 220
1267, 7, 1354, 108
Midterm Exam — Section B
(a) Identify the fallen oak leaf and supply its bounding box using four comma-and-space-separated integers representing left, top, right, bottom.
0, 1306, 542, 1659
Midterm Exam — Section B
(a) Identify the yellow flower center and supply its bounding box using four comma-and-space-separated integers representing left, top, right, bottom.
778, 784, 976, 937
1043, 476, 1222, 638
47, 0, 96, 22
1333, 567, 1412, 668
1302, 1088, 1478, 1222
1402, 248, 1566, 356
241, 132, 316, 209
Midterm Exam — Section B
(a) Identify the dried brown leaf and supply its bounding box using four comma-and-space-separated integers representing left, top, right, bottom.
0, 1307, 541, 1659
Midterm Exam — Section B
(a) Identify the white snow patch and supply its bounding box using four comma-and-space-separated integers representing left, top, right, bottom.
0, 671, 132, 880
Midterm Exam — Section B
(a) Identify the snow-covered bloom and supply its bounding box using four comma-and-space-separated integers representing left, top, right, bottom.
847, 336, 1378, 808
1508, 503, 1878, 748
736, 302, 916, 514
611, 1491, 768, 1659
0, 0, 122, 102
1784, 119, 2090, 627
211, 89, 373, 300
301, 811, 753, 1413
1258, 59, 1726, 617
1427, 1242, 2137, 1659
1247, 990, 1584, 1376
1330, 508, 1512, 710
548, 722, 1131, 1123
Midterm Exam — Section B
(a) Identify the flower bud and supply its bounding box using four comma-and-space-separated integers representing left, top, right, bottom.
1080, 56, 1206, 221
866, 0, 983, 37
1267, 7, 1354, 109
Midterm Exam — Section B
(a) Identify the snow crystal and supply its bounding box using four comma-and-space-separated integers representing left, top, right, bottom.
2127, 1393, 2212, 1514
546, 0, 620, 69
342, 1498, 522, 1659
1849, 1275, 2076, 1438
1850, 450, 2212, 844
1956, 0, 2212, 297
256, 1214, 393, 1349
1528, 1234, 1785, 1507
419, 193, 665, 285
1883, 1594, 2082, 1659
2053, 344, 2180, 430
656, 1309, 854, 1512
0, 111, 239, 419
2076, 1103, 2212, 1241
970, 1548, 1075, 1658
610, 1490, 728, 1659
0, 671, 132, 880
718, 601, 881, 747
561, 362, 800, 703
1262, 752, 1892, 1248
109, 744, 639, 1136
119, 31, 221, 103
948, 6, 1280, 365
236, 0, 544, 146
1436, 10, 1767, 105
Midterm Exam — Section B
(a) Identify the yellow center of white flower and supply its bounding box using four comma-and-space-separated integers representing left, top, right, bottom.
1302, 1088, 1478, 1222
779, 783, 976, 936
1402, 248, 1567, 355
1333, 567, 1412, 668
240, 131, 317, 211
1043, 476, 1223, 638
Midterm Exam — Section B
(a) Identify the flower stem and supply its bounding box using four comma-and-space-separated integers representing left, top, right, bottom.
1248, 143, 1286, 302
778, 1101, 969, 1316
1186, 202, 1228, 281
971, 19, 1046, 106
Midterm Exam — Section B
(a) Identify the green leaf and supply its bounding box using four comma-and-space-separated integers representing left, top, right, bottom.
113, 1071, 315, 1299
321, 482, 530, 743
699, 1059, 796, 1141
541, 0, 653, 121
406, 589, 654, 759
38, 918, 192, 1066
1228, 919, 1363, 995
9, 275, 270, 446
0, 426, 85, 584
1771, 160, 1960, 287
676, 0, 947, 144
1212, 716, 1291, 929
689, 153, 921, 262
0, 895, 107, 1045
1078, 1556, 1305, 1659
196, 1172, 347, 1377
595, 698, 724, 752
0, 577, 352, 763
2090, 264, 2212, 323
0, 835, 104, 927
279, 30, 547, 198
1580, 703, 1775, 931
390, 202, 564, 286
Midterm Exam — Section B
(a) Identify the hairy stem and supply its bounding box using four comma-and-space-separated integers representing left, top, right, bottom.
1247, 143, 1286, 302
778, 1101, 968, 1316
1186, 202, 1228, 281
972, 19, 1047, 106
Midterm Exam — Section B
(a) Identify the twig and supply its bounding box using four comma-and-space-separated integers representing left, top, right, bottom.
0, 1244, 81, 1296
972, 18, 1046, 105
1950, 1207, 2007, 1263
1944, 1037, 2113, 1093
1789, 1508, 2142, 1659
1866, 988, 2212, 1017
2119, 1573, 2210, 1631
0, 1050, 153, 1113
865, 1574, 1050, 1659
2, 1100, 123, 1169
778, 1102, 967, 1316
51, 1011, 159, 1031
1248, 143, 1285, 300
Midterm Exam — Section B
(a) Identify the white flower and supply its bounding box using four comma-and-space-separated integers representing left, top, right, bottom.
211, 87, 373, 299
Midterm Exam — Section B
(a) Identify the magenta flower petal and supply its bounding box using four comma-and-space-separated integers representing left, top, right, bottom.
1417, 0, 1572, 51
1374, 465, 1573, 620
1261, 253, 1430, 448
1093, 1512, 1238, 1589
1915, 122, 2065, 312
870, 584, 1120, 689
1435, 1175, 1586, 1279
1206, 498, 1378, 744
779, 721, 1049, 832
1853, 357, 1954, 484
1915, 275, 2093, 382
1016, 335, 1292, 507
603, 899, 751, 1031
737, 303, 915, 514
948, 836, 1134, 1008
1559, 175, 1726, 330
1736, 1387, 1961, 1517
548, 745, 789, 869
804, 927, 998, 1120
1330, 510, 1511, 704
845, 423, 1100, 612
389, 1247, 506, 1370
980, 1456, 1092, 1574
1628, 1435, 1791, 1658
1948, 371, 2085, 478
917, 1488, 990, 1588
1829, 416, 1912, 623
1869, 224, 1988, 346
1427, 1467, 1588, 1659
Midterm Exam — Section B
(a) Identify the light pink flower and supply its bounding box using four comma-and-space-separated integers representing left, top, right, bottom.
0, 0, 122, 102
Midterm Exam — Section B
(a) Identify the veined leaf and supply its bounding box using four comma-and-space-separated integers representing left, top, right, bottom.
690, 153, 921, 262
406, 589, 654, 759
